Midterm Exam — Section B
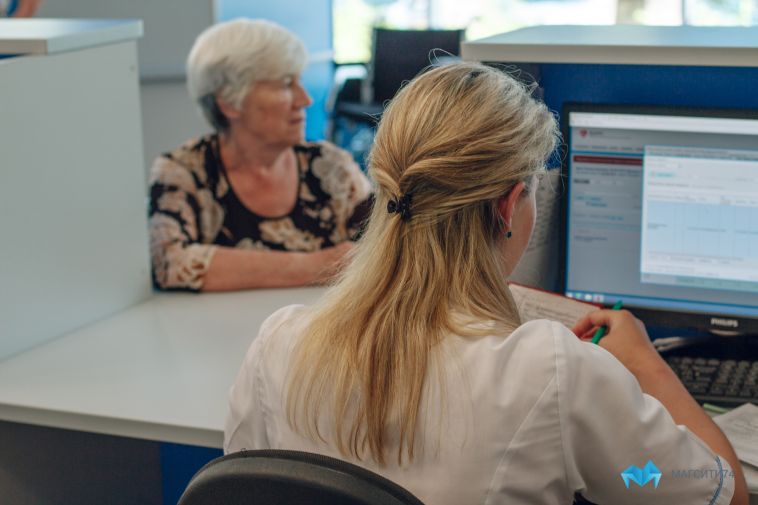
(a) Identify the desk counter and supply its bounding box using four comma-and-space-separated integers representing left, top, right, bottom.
0, 288, 326, 448
462, 25, 758, 67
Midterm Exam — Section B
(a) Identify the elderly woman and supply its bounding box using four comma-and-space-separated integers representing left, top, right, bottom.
149, 19, 372, 291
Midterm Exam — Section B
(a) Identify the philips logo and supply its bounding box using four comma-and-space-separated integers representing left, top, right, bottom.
711, 317, 739, 329
621, 460, 662, 489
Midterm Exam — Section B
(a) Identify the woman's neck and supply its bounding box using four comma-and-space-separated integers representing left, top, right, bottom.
218, 129, 291, 175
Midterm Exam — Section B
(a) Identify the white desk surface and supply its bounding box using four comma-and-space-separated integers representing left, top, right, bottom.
1, 286, 757, 498
0, 288, 326, 448
462, 25, 758, 67
0, 19, 143, 55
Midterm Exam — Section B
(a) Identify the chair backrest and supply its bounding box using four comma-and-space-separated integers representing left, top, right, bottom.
369, 28, 464, 104
177, 449, 426, 505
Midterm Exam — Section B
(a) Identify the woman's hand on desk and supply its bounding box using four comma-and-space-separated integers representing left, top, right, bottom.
573, 309, 667, 378
308, 241, 354, 285
201, 242, 354, 291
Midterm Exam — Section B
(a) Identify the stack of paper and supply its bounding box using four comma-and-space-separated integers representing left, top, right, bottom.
508, 282, 598, 329
714, 403, 758, 493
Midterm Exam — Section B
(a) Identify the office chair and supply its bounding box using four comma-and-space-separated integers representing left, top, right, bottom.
368, 27, 464, 105
176, 449, 425, 505
332, 27, 464, 117
330, 27, 464, 165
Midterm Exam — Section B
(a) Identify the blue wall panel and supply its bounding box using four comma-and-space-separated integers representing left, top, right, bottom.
216, 0, 333, 141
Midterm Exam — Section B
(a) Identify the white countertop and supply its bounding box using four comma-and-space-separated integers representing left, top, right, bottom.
0, 18, 142, 55
0, 287, 326, 448
462, 25, 758, 67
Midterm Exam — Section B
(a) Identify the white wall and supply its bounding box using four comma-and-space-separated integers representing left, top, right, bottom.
140, 80, 211, 176
36, 0, 215, 78
37, 0, 215, 174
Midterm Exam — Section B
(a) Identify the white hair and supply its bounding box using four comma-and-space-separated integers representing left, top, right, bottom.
186, 18, 308, 130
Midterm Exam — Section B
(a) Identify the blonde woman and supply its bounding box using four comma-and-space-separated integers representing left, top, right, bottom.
224, 63, 747, 505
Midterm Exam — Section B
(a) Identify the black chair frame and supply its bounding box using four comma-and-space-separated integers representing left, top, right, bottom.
177, 449, 425, 505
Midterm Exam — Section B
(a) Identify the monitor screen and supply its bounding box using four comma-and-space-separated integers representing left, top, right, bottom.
562, 103, 758, 335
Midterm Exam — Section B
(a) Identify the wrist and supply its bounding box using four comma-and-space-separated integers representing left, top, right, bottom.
291, 251, 318, 285
631, 357, 677, 389
623, 346, 665, 374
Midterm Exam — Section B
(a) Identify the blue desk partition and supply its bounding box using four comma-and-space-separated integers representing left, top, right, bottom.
538, 63, 758, 120
161, 443, 223, 505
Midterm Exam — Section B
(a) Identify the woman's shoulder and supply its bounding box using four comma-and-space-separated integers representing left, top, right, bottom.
247, 304, 312, 362
297, 141, 372, 204
296, 140, 352, 162
297, 141, 361, 176
448, 319, 563, 394
455, 318, 615, 387
465, 319, 566, 359
149, 134, 218, 188
509, 319, 630, 380
259, 304, 310, 336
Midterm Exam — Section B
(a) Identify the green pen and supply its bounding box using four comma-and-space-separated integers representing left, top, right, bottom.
591, 300, 623, 344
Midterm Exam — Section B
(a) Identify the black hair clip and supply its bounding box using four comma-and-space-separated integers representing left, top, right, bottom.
387, 193, 413, 221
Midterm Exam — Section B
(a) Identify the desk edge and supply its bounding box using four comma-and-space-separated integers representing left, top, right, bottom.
0, 404, 222, 449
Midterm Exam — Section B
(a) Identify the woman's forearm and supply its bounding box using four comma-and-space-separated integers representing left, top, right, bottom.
201, 244, 350, 291
635, 362, 749, 505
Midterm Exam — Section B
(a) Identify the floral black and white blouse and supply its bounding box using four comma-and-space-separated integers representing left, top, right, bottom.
148, 134, 373, 291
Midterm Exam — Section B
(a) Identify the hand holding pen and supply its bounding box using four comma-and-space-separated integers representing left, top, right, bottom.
572, 305, 665, 378
590, 300, 623, 344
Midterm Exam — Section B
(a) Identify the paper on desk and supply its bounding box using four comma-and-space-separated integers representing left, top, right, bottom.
509, 283, 597, 329
742, 464, 758, 494
509, 169, 563, 292
714, 403, 758, 469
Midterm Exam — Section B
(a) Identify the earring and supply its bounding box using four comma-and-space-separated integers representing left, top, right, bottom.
505, 230, 512, 239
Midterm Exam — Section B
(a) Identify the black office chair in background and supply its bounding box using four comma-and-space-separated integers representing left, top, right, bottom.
368, 27, 464, 105
177, 449, 425, 505
330, 27, 464, 166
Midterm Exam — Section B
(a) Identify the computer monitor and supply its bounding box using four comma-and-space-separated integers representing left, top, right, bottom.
561, 103, 758, 336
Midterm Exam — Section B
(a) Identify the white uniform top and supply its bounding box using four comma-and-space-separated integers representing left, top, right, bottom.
225, 305, 735, 505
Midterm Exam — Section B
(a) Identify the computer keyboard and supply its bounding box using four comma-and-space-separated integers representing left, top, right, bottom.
666, 356, 758, 408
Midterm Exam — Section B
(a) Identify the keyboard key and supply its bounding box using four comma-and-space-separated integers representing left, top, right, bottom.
664, 355, 758, 407
709, 386, 725, 395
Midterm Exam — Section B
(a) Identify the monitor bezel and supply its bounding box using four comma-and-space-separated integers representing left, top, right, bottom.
559, 102, 758, 337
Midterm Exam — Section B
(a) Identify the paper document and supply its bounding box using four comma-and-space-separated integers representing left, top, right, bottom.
509, 283, 598, 329
509, 169, 563, 291
742, 464, 758, 494
714, 403, 758, 469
